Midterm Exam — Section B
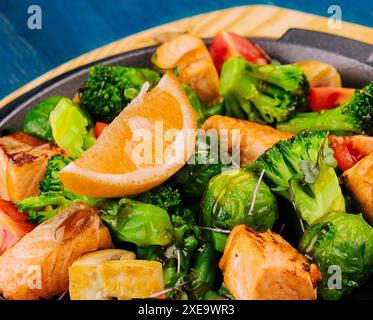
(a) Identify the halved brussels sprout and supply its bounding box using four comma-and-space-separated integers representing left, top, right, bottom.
299, 211, 373, 300
201, 168, 278, 231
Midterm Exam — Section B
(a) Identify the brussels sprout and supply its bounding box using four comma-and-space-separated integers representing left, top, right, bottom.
299, 211, 373, 300
101, 198, 174, 247
24, 96, 64, 141
49, 97, 95, 158
201, 168, 278, 231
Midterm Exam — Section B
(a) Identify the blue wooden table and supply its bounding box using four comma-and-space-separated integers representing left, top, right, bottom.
0, 0, 372, 100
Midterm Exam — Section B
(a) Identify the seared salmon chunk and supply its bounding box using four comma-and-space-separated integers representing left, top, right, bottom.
220, 225, 321, 300
0, 202, 112, 300
202, 115, 294, 166
0, 132, 63, 202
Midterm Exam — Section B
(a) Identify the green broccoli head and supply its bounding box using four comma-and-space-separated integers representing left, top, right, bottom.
18, 154, 103, 223
277, 82, 373, 135
299, 211, 373, 300
252, 131, 345, 225
134, 183, 183, 213
220, 57, 309, 124
80, 65, 161, 122
39, 154, 72, 195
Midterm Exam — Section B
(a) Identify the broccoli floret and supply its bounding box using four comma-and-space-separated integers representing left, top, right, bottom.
80, 65, 160, 122
220, 57, 309, 124
251, 131, 345, 225
277, 82, 373, 134
134, 184, 183, 213
17, 155, 103, 223
39, 154, 72, 195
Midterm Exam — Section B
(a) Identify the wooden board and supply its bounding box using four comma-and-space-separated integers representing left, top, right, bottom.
1, 4, 372, 109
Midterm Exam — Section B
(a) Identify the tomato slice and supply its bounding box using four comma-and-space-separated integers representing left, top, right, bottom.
95, 122, 109, 139
210, 31, 269, 73
329, 135, 373, 171
0, 200, 35, 255
309, 87, 355, 112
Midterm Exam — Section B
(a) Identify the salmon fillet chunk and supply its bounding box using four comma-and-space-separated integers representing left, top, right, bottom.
220, 225, 321, 300
202, 115, 294, 166
0, 202, 112, 300
342, 151, 373, 225
0, 132, 63, 202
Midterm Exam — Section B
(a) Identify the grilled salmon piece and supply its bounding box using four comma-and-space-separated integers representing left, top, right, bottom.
220, 225, 321, 300
0, 202, 112, 300
342, 151, 373, 225
202, 115, 294, 166
153, 34, 220, 106
0, 132, 63, 202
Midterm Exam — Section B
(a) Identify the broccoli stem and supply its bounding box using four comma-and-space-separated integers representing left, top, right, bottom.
276, 106, 358, 134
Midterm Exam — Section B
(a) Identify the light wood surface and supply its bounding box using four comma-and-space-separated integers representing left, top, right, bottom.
1, 4, 372, 109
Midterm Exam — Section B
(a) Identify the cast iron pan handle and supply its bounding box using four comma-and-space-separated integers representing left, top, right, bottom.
278, 28, 373, 66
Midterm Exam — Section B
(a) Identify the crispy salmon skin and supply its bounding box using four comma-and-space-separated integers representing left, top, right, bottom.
220, 225, 321, 300
0, 202, 112, 300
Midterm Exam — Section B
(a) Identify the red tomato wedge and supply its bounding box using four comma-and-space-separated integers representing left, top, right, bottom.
0, 200, 35, 255
329, 135, 373, 171
210, 31, 269, 73
95, 122, 109, 139
309, 87, 355, 112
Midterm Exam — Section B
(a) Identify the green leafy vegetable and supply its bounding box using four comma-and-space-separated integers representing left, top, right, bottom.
100, 198, 174, 247
49, 98, 96, 158
299, 211, 373, 300
219, 57, 309, 124
201, 168, 278, 232
24, 96, 64, 141
277, 82, 373, 135
79, 65, 160, 123
252, 130, 345, 225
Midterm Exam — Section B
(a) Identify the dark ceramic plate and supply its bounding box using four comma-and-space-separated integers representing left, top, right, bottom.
0, 29, 372, 300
